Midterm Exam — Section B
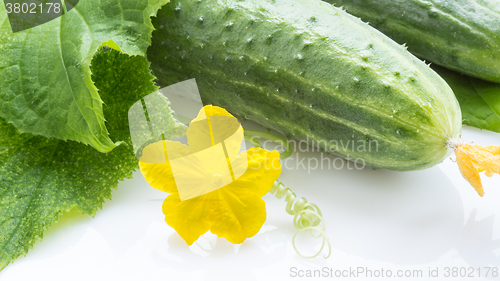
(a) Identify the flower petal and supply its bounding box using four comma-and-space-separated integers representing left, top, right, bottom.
456, 144, 500, 197
172, 144, 233, 200
139, 141, 191, 193
193, 104, 233, 121
159, 148, 280, 245
187, 105, 243, 158
162, 193, 212, 245
227, 148, 282, 197
209, 188, 267, 244
456, 148, 484, 197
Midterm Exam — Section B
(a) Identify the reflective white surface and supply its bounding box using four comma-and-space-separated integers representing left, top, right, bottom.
1, 125, 499, 281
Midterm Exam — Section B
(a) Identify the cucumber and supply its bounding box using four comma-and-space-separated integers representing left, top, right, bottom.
147, 0, 462, 171
329, 0, 500, 83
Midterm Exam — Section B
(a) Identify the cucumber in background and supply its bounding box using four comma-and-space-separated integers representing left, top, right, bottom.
147, 0, 461, 171
329, 0, 500, 83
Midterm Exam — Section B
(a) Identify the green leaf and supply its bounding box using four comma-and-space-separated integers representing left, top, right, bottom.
433, 65, 500, 133
0, 0, 169, 152
0, 48, 183, 271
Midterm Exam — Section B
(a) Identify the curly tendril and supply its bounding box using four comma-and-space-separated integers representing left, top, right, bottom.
244, 129, 331, 259
270, 180, 331, 259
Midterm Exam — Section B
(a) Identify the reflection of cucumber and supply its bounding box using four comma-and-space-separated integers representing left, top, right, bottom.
329, 0, 500, 83
147, 0, 461, 171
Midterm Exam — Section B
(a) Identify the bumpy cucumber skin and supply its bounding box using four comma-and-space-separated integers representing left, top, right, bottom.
331, 0, 500, 83
147, 0, 461, 171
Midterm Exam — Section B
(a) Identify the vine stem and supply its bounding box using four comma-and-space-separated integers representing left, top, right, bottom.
244, 129, 332, 259
244, 129, 293, 159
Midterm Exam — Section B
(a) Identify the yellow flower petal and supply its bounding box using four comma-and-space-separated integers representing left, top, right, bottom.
456, 144, 500, 197
162, 193, 211, 245
139, 141, 190, 193
170, 144, 233, 200
228, 148, 282, 197
209, 188, 267, 244
187, 105, 243, 157
162, 186, 270, 245
157, 148, 281, 245
193, 104, 233, 121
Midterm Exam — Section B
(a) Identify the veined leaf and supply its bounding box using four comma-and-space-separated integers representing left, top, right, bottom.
0, 0, 169, 152
0, 49, 184, 270
433, 66, 500, 133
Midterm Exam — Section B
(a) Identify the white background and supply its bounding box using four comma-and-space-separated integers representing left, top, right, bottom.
1, 124, 499, 281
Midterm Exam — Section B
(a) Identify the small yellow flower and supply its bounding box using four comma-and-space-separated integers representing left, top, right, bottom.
139, 105, 282, 245
456, 144, 500, 197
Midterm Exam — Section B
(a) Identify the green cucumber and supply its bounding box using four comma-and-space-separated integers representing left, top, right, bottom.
147, 0, 462, 171
329, 0, 500, 83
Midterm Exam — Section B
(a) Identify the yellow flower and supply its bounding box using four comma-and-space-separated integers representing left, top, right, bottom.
456, 144, 500, 197
139, 105, 282, 245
